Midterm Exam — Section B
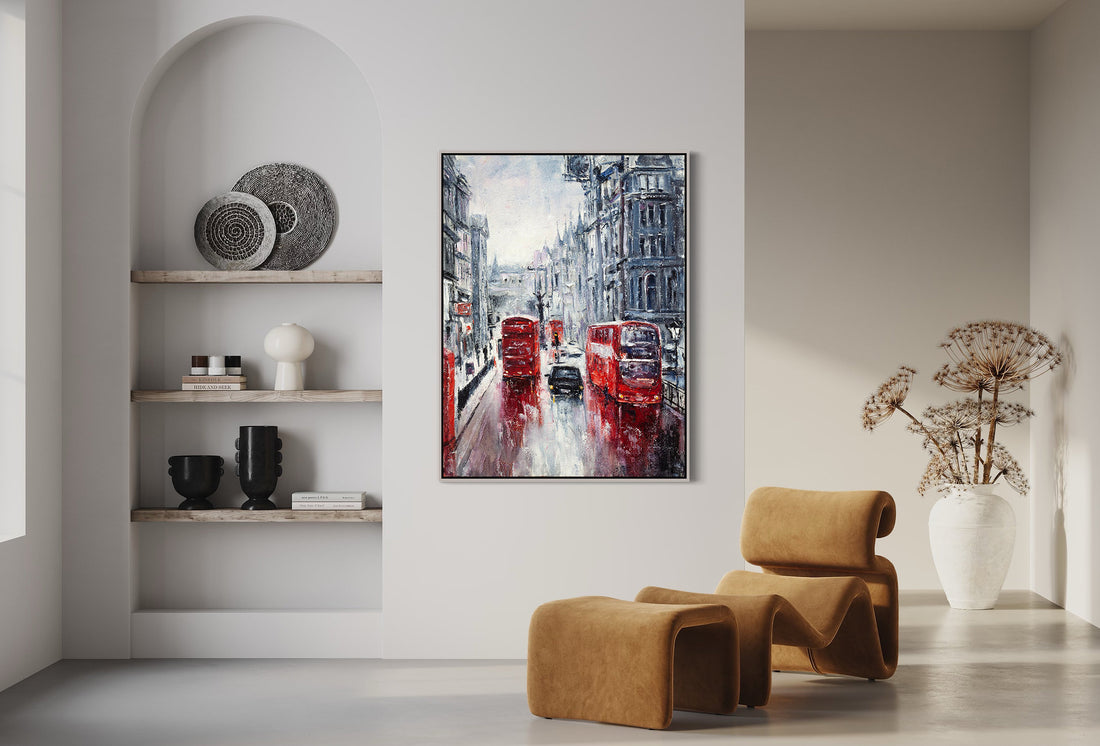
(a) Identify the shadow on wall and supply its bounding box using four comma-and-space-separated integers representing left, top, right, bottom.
1050, 334, 1075, 606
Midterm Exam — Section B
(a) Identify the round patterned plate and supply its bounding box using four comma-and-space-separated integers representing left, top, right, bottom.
232, 163, 337, 271
193, 191, 276, 270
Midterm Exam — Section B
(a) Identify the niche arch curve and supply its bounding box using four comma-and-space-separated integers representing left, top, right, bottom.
132, 16, 382, 270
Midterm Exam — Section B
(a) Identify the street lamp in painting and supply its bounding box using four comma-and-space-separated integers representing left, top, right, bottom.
666, 317, 683, 375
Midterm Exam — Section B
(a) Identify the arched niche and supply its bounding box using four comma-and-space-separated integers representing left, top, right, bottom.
127, 20, 384, 617
133, 19, 382, 270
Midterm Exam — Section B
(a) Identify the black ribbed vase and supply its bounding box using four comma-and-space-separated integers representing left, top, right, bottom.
235, 426, 282, 510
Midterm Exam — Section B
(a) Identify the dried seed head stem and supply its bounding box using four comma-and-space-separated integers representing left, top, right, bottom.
863, 321, 1062, 496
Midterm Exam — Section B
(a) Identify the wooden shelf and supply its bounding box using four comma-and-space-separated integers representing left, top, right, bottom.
131, 389, 382, 403
131, 269, 382, 284
132, 508, 382, 523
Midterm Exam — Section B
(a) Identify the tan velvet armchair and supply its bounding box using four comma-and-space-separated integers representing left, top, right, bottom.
636, 486, 899, 707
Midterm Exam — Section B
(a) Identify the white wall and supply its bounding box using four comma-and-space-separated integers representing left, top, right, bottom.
0, 0, 62, 691
1030, 0, 1100, 626
0, 0, 26, 544
62, 0, 744, 658
380, 4, 744, 659
746, 32, 1031, 589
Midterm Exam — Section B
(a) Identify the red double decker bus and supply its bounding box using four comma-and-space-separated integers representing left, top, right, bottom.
585, 321, 662, 404
501, 316, 540, 377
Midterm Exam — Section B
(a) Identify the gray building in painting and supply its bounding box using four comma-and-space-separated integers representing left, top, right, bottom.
442, 154, 470, 359
621, 155, 685, 330
443, 155, 493, 396
559, 154, 686, 364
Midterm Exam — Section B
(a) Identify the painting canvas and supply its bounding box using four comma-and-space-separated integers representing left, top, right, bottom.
442, 154, 687, 478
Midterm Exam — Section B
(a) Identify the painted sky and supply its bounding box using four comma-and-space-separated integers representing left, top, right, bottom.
455, 154, 585, 265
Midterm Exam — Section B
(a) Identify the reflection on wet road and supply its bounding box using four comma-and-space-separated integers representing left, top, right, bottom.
446, 365, 685, 478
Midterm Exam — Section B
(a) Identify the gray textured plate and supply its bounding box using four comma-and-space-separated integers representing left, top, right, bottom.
194, 191, 276, 270
232, 163, 337, 271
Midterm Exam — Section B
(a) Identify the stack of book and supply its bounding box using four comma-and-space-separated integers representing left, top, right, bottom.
291, 491, 368, 511
181, 375, 247, 391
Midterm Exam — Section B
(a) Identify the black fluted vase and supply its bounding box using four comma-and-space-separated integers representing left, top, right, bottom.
235, 426, 282, 510
168, 455, 223, 510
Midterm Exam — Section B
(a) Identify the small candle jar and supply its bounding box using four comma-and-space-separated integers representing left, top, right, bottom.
208, 355, 226, 376
190, 355, 209, 375
225, 355, 242, 376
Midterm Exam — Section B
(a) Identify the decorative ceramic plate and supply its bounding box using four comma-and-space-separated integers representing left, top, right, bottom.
194, 191, 276, 270
232, 163, 337, 271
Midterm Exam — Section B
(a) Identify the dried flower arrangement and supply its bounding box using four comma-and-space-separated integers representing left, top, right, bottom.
862, 321, 1063, 495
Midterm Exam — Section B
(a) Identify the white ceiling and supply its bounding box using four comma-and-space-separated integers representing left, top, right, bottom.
746, 0, 1069, 31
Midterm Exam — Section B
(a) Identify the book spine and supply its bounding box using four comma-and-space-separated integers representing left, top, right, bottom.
291, 492, 367, 501
181, 383, 247, 391
182, 375, 247, 383
292, 502, 366, 510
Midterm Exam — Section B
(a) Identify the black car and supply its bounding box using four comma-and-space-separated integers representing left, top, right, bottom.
547, 364, 584, 397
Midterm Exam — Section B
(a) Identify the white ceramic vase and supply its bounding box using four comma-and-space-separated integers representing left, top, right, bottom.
928, 484, 1015, 610
264, 322, 315, 391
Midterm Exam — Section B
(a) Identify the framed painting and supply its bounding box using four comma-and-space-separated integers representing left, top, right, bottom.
442, 153, 687, 479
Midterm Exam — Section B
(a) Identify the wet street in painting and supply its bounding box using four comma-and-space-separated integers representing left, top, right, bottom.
445, 356, 685, 478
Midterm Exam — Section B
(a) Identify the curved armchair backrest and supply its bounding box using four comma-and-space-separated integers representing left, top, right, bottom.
740, 487, 896, 571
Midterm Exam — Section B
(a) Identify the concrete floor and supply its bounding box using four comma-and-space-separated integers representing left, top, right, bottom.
0, 591, 1097, 745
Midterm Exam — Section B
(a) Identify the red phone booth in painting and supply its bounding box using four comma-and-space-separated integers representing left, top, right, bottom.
442, 347, 456, 445
546, 319, 563, 348
585, 321, 662, 405
501, 316, 540, 378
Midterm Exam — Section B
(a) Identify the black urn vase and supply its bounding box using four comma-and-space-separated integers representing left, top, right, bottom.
235, 425, 282, 510
168, 455, 224, 510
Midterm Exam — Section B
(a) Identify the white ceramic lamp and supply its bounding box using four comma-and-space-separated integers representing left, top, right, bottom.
264, 322, 315, 391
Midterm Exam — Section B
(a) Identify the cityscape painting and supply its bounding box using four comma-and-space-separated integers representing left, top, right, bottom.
442, 154, 687, 479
